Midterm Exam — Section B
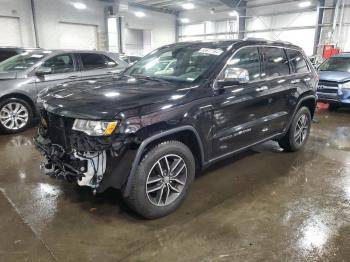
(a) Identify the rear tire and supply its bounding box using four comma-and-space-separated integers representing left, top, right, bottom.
0, 98, 33, 134
278, 106, 311, 152
123, 140, 195, 219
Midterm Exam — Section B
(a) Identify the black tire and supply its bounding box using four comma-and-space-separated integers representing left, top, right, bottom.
328, 103, 339, 111
278, 106, 311, 152
0, 98, 33, 134
123, 140, 195, 219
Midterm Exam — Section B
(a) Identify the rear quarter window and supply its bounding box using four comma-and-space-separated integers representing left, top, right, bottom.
286, 49, 309, 74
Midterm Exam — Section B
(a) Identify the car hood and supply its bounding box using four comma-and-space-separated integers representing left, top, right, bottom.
0, 72, 17, 80
318, 71, 350, 83
39, 76, 193, 119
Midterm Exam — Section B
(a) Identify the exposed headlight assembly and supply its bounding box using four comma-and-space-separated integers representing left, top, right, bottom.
341, 81, 350, 89
72, 119, 118, 136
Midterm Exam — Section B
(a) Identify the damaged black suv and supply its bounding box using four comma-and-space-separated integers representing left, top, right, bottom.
34, 39, 317, 218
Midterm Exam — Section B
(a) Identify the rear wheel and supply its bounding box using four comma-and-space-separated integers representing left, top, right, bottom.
0, 98, 33, 134
278, 106, 311, 152
123, 141, 195, 219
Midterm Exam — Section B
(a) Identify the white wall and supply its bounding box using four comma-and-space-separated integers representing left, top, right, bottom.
245, 11, 317, 55
124, 7, 176, 55
0, 0, 36, 47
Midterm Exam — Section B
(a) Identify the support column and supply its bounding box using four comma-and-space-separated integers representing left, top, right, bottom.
30, 0, 39, 47
313, 0, 325, 55
238, 1, 246, 39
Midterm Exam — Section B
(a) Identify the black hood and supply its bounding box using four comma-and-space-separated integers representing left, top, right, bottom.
39, 76, 193, 119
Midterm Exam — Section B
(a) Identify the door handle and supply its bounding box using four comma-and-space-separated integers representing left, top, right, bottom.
68, 75, 79, 79
256, 86, 268, 92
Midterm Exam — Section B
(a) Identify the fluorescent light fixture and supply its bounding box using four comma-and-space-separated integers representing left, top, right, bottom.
229, 10, 238, 17
182, 3, 195, 10
73, 2, 86, 10
180, 18, 190, 24
135, 11, 145, 17
299, 1, 312, 7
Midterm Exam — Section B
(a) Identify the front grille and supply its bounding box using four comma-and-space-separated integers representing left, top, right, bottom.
41, 110, 74, 152
318, 80, 339, 94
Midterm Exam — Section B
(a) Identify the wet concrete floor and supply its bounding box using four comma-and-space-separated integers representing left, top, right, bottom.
0, 107, 349, 262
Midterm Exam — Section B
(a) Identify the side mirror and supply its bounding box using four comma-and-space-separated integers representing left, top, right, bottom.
220, 67, 250, 85
36, 67, 52, 76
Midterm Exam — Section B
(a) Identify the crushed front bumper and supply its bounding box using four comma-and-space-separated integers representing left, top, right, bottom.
34, 135, 106, 189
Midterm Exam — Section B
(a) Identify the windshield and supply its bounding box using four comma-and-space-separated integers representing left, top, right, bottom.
318, 56, 350, 72
125, 45, 226, 82
0, 51, 50, 72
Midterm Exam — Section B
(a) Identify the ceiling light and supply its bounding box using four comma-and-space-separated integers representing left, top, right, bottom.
135, 11, 145, 17
229, 10, 238, 17
182, 3, 195, 10
180, 18, 190, 24
73, 2, 87, 10
299, 1, 312, 7
210, 8, 215, 14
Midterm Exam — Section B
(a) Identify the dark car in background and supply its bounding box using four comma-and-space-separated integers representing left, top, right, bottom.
34, 39, 317, 218
120, 54, 142, 65
317, 53, 350, 110
0, 47, 40, 62
0, 49, 128, 133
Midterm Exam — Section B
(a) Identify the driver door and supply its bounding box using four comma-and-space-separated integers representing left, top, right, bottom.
34, 53, 80, 94
211, 46, 271, 158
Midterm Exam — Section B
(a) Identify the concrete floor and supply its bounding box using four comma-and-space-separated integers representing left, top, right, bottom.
0, 107, 349, 262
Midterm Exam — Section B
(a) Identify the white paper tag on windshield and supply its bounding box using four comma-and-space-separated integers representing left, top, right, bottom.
198, 48, 223, 56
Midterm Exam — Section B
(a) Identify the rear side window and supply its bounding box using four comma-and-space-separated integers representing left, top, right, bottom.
286, 49, 309, 74
80, 53, 108, 70
262, 47, 290, 78
227, 47, 261, 80
0, 50, 18, 62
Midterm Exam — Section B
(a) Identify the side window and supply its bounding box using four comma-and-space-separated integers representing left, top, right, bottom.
103, 55, 118, 68
80, 53, 108, 70
262, 47, 290, 78
42, 54, 75, 74
286, 49, 309, 74
226, 47, 261, 80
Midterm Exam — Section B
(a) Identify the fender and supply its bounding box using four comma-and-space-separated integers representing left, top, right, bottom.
123, 125, 205, 197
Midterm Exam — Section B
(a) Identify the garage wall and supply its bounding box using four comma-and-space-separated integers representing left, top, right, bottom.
0, 0, 36, 47
124, 7, 176, 55
245, 11, 317, 55
34, 0, 107, 50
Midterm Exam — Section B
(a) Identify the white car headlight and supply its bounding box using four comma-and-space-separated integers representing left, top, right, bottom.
341, 81, 350, 89
72, 119, 118, 136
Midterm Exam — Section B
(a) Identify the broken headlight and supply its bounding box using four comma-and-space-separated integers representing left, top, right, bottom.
72, 119, 118, 136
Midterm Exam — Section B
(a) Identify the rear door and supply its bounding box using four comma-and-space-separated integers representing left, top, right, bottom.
34, 53, 80, 93
78, 53, 123, 80
258, 46, 295, 136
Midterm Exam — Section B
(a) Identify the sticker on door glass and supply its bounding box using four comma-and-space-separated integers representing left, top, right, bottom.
198, 48, 223, 56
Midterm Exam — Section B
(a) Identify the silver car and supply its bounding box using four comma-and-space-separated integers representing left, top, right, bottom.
0, 50, 128, 133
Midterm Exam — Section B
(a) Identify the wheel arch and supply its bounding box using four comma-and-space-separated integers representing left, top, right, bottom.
0, 93, 37, 117
123, 126, 205, 197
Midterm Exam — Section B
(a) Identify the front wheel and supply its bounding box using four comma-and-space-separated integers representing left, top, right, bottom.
278, 106, 311, 152
0, 98, 33, 134
123, 141, 195, 219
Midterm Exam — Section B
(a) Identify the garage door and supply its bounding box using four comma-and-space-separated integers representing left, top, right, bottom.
59, 22, 98, 50
0, 16, 22, 46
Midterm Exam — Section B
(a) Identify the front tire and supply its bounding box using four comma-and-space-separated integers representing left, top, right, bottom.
278, 106, 311, 152
124, 141, 195, 219
0, 98, 33, 134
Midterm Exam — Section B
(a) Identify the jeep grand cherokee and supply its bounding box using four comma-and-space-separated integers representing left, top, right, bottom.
34, 39, 317, 218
